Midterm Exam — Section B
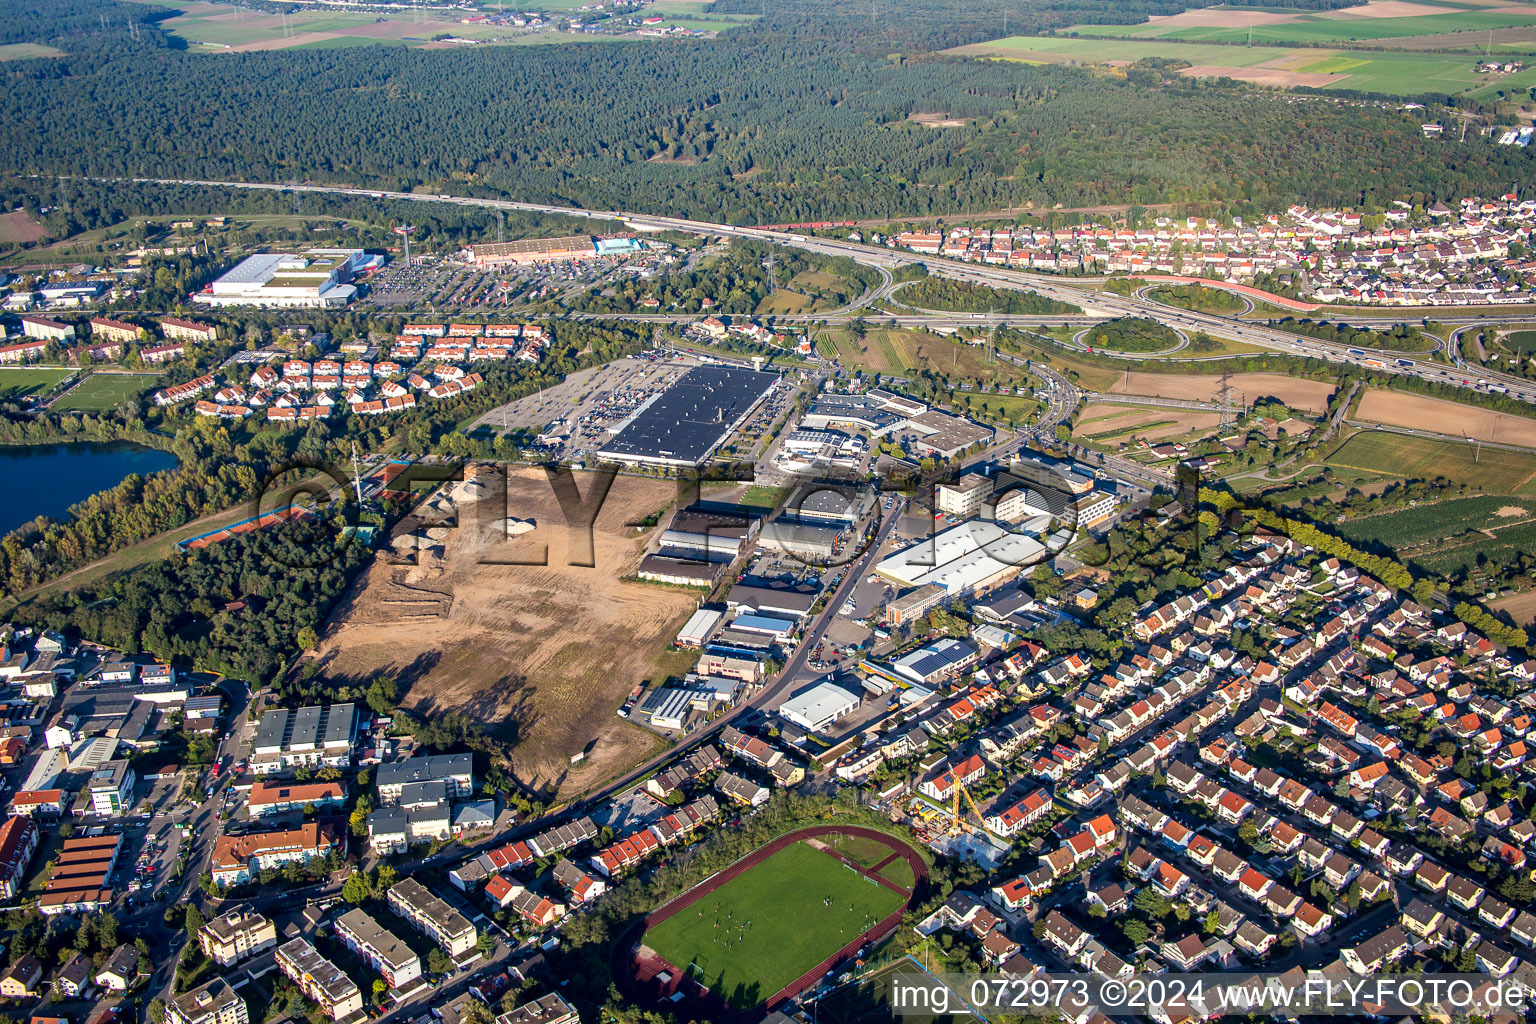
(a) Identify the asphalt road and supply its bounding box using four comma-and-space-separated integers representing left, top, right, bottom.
98, 176, 1536, 406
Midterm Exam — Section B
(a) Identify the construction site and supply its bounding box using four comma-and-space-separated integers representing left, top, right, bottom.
905, 772, 1011, 870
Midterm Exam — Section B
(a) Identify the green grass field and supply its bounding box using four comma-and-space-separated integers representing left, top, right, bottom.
0, 368, 74, 401
643, 840, 906, 1008
1504, 330, 1536, 354
52, 372, 162, 412
1076, 9, 1536, 44
1325, 431, 1536, 496
955, 36, 1521, 96
0, 43, 65, 60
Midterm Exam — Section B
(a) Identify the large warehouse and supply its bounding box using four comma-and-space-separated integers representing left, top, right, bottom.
598, 365, 779, 467
195, 249, 371, 308
777, 679, 861, 733
466, 236, 598, 267
875, 520, 1046, 595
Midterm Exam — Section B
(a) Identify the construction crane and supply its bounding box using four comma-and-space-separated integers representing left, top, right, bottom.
948, 773, 990, 836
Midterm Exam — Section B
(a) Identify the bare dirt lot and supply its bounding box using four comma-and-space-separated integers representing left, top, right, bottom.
0, 212, 49, 245
1178, 65, 1344, 87
1139, 7, 1297, 27
1354, 389, 1536, 448
310, 468, 695, 799
1492, 588, 1536, 625
1105, 372, 1336, 412
1330, 1, 1461, 17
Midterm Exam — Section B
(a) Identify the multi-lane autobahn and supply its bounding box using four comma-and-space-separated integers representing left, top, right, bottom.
115, 176, 1536, 405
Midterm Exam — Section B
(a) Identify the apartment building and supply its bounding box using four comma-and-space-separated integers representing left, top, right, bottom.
199, 907, 278, 966
275, 939, 363, 1022
160, 317, 218, 344
19, 316, 74, 342
496, 992, 579, 1024
251, 704, 356, 775
0, 816, 37, 899
375, 753, 474, 805
210, 822, 342, 886
246, 780, 346, 818
168, 978, 250, 1024
387, 877, 477, 957
335, 908, 422, 989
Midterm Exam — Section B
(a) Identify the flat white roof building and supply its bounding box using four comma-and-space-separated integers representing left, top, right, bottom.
195, 249, 367, 308
777, 680, 860, 732
875, 520, 1046, 594
676, 608, 723, 647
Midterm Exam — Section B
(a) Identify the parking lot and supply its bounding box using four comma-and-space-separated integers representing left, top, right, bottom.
467, 352, 701, 454
359, 248, 676, 311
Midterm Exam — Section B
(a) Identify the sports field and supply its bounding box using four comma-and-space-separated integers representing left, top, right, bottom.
642, 840, 905, 1008
0, 368, 74, 401
1325, 430, 1536, 495
52, 373, 162, 412
952, 35, 1531, 95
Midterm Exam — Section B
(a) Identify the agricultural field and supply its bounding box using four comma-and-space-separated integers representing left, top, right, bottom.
1409, 517, 1536, 576
1491, 588, 1536, 625
1101, 371, 1336, 413
1070, 0, 1536, 45
0, 368, 75, 401
817, 327, 1039, 388
641, 840, 907, 1008
307, 468, 692, 799
1073, 401, 1223, 445
950, 35, 1531, 95
0, 212, 49, 245
51, 373, 163, 412
127, 0, 723, 52
1323, 430, 1536, 495
1335, 495, 1530, 550
1353, 389, 1536, 448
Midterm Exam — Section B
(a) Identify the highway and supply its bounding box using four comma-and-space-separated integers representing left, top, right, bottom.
108, 176, 1536, 407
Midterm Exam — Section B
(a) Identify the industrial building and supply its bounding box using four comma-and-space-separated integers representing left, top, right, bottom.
893, 637, 981, 685
777, 679, 861, 732
757, 520, 841, 561
466, 235, 611, 267
726, 581, 818, 620
675, 608, 723, 647
195, 249, 370, 308
875, 520, 1046, 595
597, 365, 779, 467
659, 508, 760, 562
936, 473, 994, 517
635, 554, 726, 588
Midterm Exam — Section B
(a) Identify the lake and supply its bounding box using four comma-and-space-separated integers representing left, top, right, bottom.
0, 441, 179, 536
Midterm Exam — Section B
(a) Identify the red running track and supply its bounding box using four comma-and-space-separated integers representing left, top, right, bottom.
621, 824, 928, 1022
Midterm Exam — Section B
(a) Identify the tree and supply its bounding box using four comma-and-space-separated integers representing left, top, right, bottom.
147, 999, 166, 1024
477, 931, 495, 957
428, 948, 452, 975
1132, 887, 1169, 919
296, 626, 319, 651
372, 979, 388, 1002
1088, 904, 1106, 919
342, 872, 371, 905
184, 905, 205, 934
366, 676, 400, 715
1122, 919, 1150, 946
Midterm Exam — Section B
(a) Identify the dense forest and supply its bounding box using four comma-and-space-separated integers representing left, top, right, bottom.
18, 520, 371, 684
1083, 316, 1182, 351
1268, 317, 1431, 351
570, 240, 880, 314
3, 19, 1532, 226
0, 177, 614, 257
896, 277, 1080, 314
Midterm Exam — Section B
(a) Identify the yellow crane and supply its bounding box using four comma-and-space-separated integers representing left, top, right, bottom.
948, 773, 990, 836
